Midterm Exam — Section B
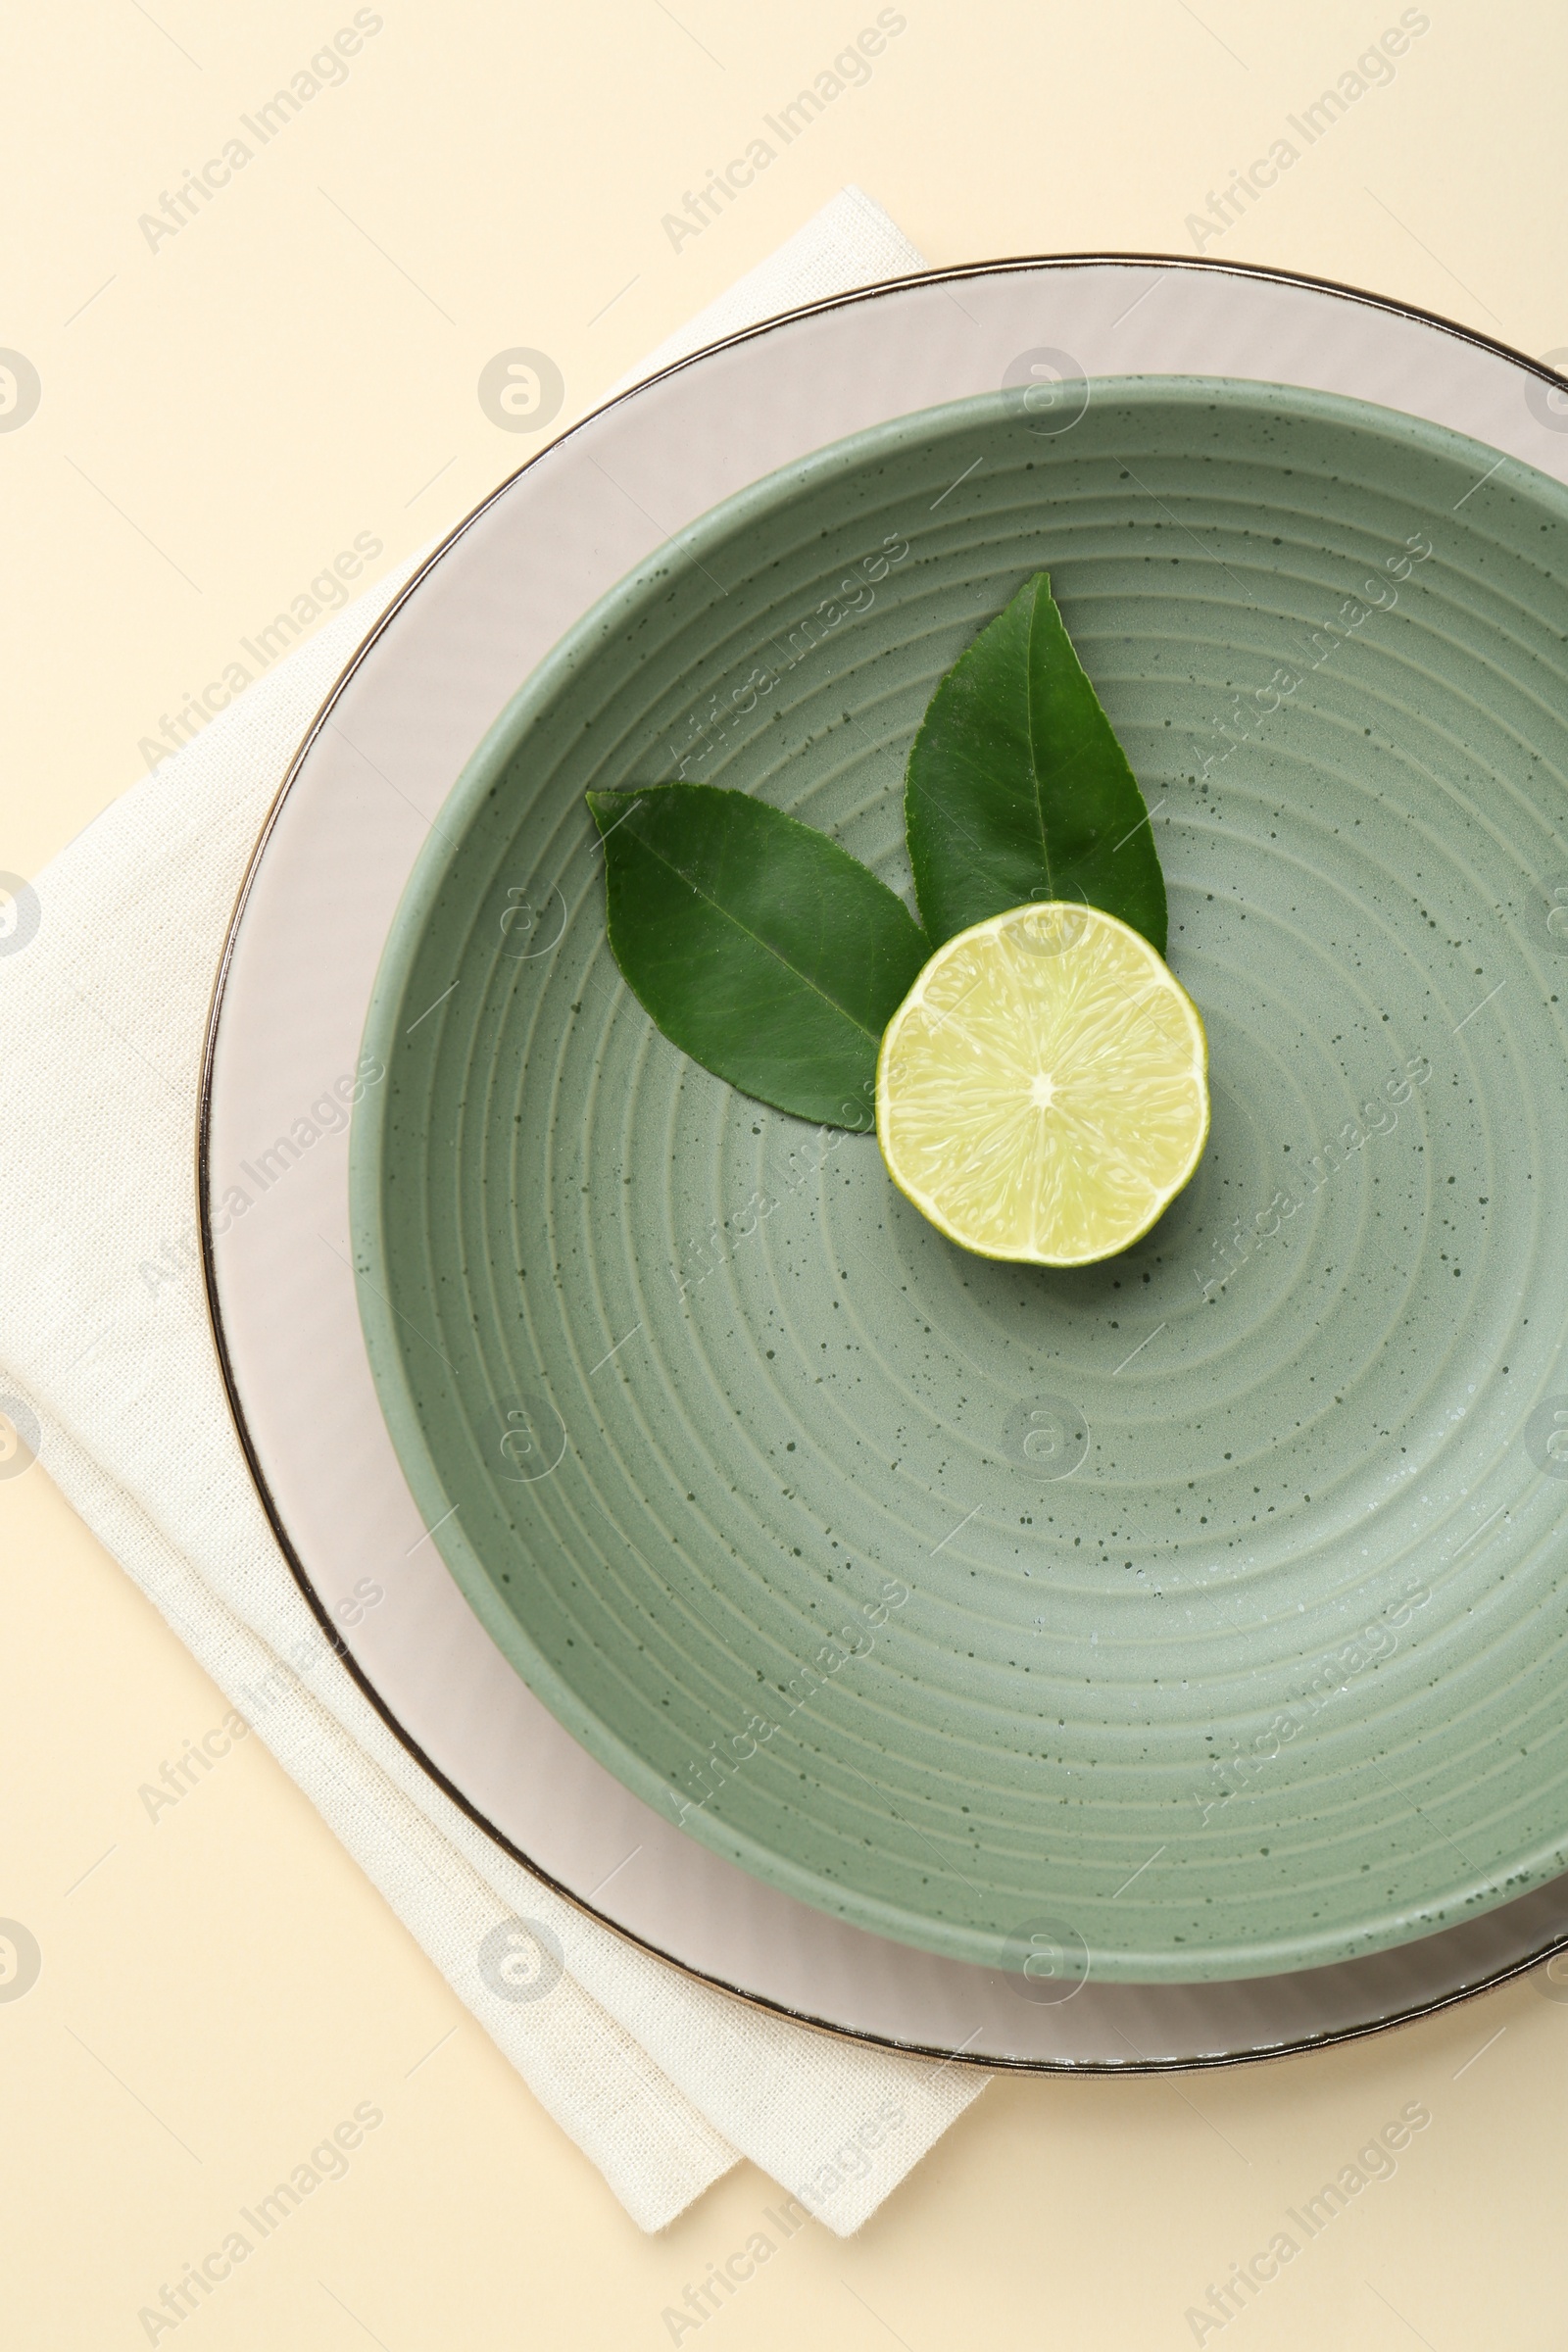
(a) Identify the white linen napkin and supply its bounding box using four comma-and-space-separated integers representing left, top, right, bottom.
0, 189, 989, 2235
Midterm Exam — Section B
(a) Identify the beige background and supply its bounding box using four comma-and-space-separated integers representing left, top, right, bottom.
4, 2, 1566, 2343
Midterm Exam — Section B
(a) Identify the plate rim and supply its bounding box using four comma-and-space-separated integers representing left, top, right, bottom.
198, 249, 1568, 2066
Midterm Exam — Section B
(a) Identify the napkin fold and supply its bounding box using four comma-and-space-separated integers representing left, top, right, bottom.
0, 190, 989, 2234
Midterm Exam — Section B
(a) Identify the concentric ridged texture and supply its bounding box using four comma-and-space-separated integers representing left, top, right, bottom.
353, 379, 1568, 1981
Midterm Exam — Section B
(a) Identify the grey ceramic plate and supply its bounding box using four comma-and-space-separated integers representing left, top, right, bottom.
352, 371, 1568, 1984
205, 255, 1568, 2057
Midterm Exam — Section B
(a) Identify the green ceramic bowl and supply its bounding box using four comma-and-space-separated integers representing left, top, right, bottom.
353, 377, 1568, 1982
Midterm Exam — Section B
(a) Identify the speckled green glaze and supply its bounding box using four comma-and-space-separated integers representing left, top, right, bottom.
352, 378, 1568, 1981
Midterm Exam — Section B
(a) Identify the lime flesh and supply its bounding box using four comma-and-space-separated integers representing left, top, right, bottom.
875, 903, 1209, 1266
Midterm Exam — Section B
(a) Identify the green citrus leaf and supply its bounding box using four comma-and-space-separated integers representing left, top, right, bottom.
905, 571, 1167, 954
588, 784, 930, 1128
